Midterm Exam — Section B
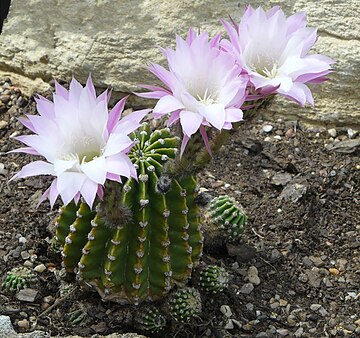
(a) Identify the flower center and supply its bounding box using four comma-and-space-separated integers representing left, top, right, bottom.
61, 135, 102, 165
249, 53, 280, 79
196, 88, 216, 105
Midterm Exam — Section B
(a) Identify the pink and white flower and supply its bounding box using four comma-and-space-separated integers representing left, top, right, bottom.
10, 76, 149, 208
221, 5, 334, 106
139, 28, 248, 155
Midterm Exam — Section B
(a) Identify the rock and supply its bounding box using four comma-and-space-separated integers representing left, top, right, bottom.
0, 0, 359, 126
262, 125, 273, 133
309, 256, 324, 267
247, 266, 261, 285
16, 289, 39, 302
0, 95, 10, 104
327, 128, 337, 138
271, 173, 292, 186
34, 264, 46, 273
17, 319, 30, 329
276, 328, 289, 336
239, 283, 254, 294
0, 163, 7, 176
0, 315, 49, 338
0, 316, 16, 337
279, 181, 307, 203
310, 304, 322, 311
227, 243, 257, 262
348, 128, 358, 138
294, 327, 304, 337
220, 305, 232, 318
355, 318, 360, 327
326, 139, 360, 153
0, 120, 8, 129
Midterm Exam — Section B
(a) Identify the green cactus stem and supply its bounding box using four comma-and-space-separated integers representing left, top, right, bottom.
67, 305, 89, 326
169, 287, 202, 323
209, 195, 247, 241
199, 265, 229, 293
2, 267, 37, 292
137, 307, 167, 333
55, 123, 203, 304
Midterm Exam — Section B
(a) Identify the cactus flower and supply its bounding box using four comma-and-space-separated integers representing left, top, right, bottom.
221, 5, 334, 106
139, 28, 248, 155
10, 76, 149, 208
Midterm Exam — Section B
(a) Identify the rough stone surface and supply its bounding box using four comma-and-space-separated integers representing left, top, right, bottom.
0, 315, 49, 338
0, 0, 359, 126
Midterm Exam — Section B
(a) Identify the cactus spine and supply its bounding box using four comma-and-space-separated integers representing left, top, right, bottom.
55, 123, 203, 304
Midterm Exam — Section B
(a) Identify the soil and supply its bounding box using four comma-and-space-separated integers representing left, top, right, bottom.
0, 76, 359, 338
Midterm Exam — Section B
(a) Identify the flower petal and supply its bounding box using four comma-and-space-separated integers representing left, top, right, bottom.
180, 110, 203, 136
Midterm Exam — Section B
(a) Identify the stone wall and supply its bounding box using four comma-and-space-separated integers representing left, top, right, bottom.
0, 0, 359, 127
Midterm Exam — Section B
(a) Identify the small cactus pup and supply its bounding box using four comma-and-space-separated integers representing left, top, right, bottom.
137, 306, 167, 333
56, 123, 203, 304
199, 265, 229, 293
2, 267, 37, 292
169, 287, 202, 323
209, 195, 247, 241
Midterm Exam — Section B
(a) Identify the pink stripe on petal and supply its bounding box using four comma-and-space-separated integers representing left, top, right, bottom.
54, 81, 69, 99
49, 179, 59, 208
97, 185, 104, 200
107, 96, 128, 133
180, 134, 190, 158
106, 173, 122, 183
167, 110, 181, 126
199, 126, 212, 156
17, 117, 36, 132
86, 75, 96, 98
10, 161, 54, 181
74, 192, 81, 205
37, 186, 50, 208
8, 147, 40, 156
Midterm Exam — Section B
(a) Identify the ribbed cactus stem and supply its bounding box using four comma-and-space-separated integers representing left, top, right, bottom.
209, 195, 247, 241
55, 123, 203, 304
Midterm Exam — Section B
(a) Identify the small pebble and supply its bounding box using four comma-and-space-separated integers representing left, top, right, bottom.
16, 289, 38, 302
262, 125, 273, 133
239, 283, 254, 294
329, 267, 339, 275
310, 304, 322, 311
294, 327, 304, 337
34, 264, 46, 273
23, 260, 34, 268
220, 305, 232, 318
17, 318, 30, 329
18, 236, 27, 244
0, 120, 8, 129
328, 128, 337, 137
276, 328, 289, 336
247, 266, 261, 285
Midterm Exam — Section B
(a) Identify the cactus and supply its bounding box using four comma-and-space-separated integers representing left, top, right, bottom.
67, 305, 89, 326
2, 267, 37, 292
169, 287, 202, 323
55, 123, 203, 304
209, 195, 247, 241
199, 265, 229, 293
137, 307, 167, 333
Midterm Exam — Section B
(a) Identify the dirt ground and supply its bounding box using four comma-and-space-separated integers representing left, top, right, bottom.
0, 76, 359, 338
